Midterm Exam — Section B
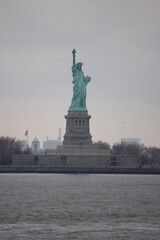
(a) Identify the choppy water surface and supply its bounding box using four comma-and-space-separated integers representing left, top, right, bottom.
0, 174, 159, 239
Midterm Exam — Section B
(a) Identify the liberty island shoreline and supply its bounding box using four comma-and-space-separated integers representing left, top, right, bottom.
0, 165, 160, 174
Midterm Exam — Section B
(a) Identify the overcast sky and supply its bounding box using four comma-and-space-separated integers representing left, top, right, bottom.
0, 0, 160, 147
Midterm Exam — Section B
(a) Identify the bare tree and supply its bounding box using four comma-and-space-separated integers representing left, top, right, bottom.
112, 142, 160, 167
142, 147, 160, 167
0, 137, 22, 165
112, 143, 143, 155
93, 141, 111, 150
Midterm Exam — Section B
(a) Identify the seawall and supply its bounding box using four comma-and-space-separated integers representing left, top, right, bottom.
0, 153, 158, 174
12, 154, 140, 168
0, 165, 160, 174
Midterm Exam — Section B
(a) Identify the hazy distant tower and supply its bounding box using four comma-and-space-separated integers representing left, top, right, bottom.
58, 128, 61, 142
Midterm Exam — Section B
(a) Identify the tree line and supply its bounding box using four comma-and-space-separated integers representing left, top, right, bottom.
0, 137, 160, 167
94, 141, 160, 167
0, 137, 31, 165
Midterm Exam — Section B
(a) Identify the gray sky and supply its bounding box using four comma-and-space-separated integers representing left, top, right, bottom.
0, 0, 160, 147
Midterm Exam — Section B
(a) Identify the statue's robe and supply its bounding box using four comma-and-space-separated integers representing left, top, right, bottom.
69, 65, 91, 111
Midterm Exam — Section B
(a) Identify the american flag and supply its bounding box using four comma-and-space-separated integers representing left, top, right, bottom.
25, 130, 28, 136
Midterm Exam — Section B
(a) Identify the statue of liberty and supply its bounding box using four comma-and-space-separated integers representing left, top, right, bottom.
69, 49, 91, 111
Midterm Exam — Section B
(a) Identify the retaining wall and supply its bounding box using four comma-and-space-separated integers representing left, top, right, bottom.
12, 154, 140, 167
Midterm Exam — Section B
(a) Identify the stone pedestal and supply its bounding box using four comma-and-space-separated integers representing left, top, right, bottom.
63, 111, 92, 145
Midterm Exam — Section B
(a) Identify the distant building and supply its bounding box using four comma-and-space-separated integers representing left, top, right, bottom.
20, 140, 27, 151
121, 138, 140, 145
43, 128, 62, 151
31, 137, 41, 153
43, 137, 62, 151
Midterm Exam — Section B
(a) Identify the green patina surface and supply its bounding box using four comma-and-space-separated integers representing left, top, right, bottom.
69, 49, 91, 111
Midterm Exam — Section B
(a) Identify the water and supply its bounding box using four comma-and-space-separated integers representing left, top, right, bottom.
0, 174, 159, 239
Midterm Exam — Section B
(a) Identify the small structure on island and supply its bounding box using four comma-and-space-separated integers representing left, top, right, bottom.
31, 137, 41, 153
20, 140, 27, 151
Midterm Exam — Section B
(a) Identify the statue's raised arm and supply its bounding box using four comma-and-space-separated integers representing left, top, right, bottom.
72, 48, 76, 66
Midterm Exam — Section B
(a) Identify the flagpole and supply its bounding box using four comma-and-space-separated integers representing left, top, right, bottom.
27, 129, 28, 153
25, 129, 29, 153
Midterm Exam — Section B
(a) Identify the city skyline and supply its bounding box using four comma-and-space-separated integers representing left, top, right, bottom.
0, 0, 160, 147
